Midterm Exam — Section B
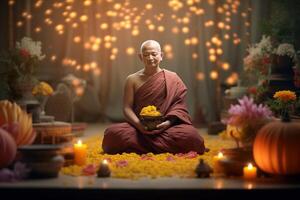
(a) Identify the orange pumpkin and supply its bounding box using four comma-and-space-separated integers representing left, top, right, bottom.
0, 100, 36, 146
253, 120, 300, 175
0, 128, 17, 168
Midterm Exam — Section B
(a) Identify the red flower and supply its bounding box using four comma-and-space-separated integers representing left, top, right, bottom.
262, 56, 271, 65
19, 48, 30, 58
247, 87, 257, 95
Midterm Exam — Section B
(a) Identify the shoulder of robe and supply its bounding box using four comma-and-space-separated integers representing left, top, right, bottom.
163, 69, 178, 78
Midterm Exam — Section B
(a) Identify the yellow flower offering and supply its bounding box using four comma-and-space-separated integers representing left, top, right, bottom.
273, 90, 296, 102
140, 105, 162, 117
32, 81, 54, 96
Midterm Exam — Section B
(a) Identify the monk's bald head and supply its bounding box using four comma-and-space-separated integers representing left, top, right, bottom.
140, 40, 161, 53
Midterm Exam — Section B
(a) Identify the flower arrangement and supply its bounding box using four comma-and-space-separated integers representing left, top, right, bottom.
268, 90, 297, 121
32, 81, 54, 97
0, 37, 45, 100
4, 37, 45, 79
243, 35, 274, 76
32, 81, 54, 116
139, 105, 163, 131
222, 96, 273, 148
275, 43, 296, 60
140, 105, 161, 116
61, 134, 235, 179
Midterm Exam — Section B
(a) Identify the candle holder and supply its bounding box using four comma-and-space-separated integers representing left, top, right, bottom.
97, 160, 111, 178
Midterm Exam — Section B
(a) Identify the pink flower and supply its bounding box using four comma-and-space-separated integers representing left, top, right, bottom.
141, 154, 154, 160
175, 151, 198, 159
116, 160, 128, 168
82, 164, 98, 176
223, 96, 273, 127
166, 156, 176, 161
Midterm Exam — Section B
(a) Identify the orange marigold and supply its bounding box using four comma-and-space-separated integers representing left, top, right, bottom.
273, 90, 296, 102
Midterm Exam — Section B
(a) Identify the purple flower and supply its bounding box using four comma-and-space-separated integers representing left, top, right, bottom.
13, 162, 30, 180
0, 162, 30, 182
223, 96, 273, 127
0, 169, 15, 182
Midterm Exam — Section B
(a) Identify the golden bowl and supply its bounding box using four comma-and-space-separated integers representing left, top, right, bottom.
140, 115, 164, 131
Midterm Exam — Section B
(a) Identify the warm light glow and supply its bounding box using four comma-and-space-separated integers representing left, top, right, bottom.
126, 47, 135, 55
80, 15, 88, 22
222, 62, 230, 70
163, 44, 172, 52
11, 0, 251, 85
145, 3, 153, 10
73, 36, 81, 43
196, 72, 205, 80
217, 152, 224, 159
102, 159, 108, 165
210, 70, 218, 79
243, 163, 257, 179
209, 55, 217, 62
192, 53, 198, 59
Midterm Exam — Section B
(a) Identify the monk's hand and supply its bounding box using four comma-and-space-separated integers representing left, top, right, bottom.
156, 120, 172, 130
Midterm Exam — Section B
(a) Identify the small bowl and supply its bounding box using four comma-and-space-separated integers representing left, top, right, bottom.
140, 115, 164, 131
26, 155, 65, 178
18, 144, 65, 178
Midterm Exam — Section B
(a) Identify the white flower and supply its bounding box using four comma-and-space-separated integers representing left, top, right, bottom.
246, 35, 273, 58
16, 37, 45, 60
276, 43, 296, 60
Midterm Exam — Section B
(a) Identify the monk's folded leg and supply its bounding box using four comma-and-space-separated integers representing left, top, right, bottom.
102, 123, 150, 154
147, 124, 205, 154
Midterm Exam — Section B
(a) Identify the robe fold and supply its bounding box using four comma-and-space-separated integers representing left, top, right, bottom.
102, 69, 205, 154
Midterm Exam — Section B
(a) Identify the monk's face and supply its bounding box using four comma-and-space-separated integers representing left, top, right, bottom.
139, 43, 163, 68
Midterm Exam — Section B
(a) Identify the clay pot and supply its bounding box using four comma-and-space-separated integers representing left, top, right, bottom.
17, 144, 65, 178
271, 55, 294, 75
217, 147, 254, 176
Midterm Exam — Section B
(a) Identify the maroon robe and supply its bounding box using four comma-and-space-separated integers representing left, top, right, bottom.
102, 69, 205, 154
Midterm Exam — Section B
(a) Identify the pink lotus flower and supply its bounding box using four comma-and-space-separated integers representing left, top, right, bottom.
223, 96, 273, 127
222, 96, 273, 147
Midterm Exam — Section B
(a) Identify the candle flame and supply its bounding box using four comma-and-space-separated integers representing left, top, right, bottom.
102, 159, 108, 165
217, 152, 223, 158
247, 163, 253, 169
77, 140, 82, 146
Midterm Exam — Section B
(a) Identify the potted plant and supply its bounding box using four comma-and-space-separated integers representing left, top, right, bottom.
273, 43, 296, 75
222, 96, 273, 148
219, 96, 273, 176
0, 37, 45, 102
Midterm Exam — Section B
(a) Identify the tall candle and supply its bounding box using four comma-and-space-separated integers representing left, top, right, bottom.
74, 140, 87, 166
243, 163, 257, 179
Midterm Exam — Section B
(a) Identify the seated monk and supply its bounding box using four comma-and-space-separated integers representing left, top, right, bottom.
102, 40, 206, 154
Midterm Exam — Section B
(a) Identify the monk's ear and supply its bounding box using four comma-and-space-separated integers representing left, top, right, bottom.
160, 52, 164, 60
138, 53, 143, 61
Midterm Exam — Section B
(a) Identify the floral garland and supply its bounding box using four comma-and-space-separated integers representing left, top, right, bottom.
61, 134, 235, 179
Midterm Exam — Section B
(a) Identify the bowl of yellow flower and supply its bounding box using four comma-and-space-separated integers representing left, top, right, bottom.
139, 105, 164, 131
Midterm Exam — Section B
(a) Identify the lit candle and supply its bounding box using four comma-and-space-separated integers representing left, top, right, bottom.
213, 152, 224, 174
243, 163, 257, 179
97, 159, 111, 177
73, 140, 87, 166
